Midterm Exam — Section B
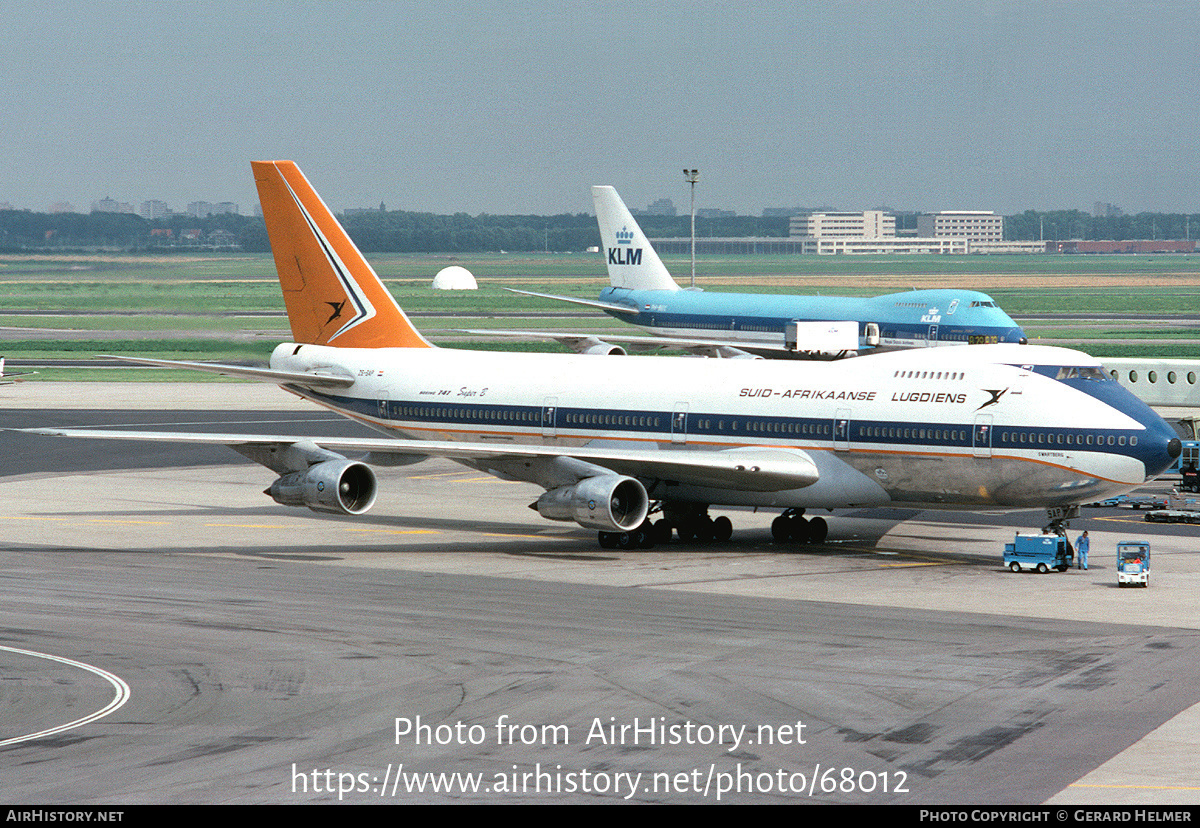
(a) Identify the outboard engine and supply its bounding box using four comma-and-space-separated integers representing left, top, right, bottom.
267, 459, 378, 515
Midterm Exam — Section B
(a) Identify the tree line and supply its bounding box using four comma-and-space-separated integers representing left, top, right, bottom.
1, 206, 1196, 252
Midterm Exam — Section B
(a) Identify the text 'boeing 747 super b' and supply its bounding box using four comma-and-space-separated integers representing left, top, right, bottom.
23, 162, 1180, 549
499, 186, 1029, 360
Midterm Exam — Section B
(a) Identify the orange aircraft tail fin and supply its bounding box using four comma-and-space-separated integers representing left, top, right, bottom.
252, 160, 431, 349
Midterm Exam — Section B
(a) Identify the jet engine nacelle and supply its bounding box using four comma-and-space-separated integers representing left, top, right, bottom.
534, 475, 648, 531
571, 336, 627, 356
266, 459, 378, 515
581, 343, 627, 356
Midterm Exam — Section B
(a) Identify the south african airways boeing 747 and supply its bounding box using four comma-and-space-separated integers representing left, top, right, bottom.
25, 162, 1179, 548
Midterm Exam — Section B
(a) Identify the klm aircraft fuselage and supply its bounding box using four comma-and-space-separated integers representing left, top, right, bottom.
514, 187, 1029, 358
595, 285, 1027, 351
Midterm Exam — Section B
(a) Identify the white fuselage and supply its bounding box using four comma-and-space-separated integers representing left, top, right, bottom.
272, 342, 1175, 512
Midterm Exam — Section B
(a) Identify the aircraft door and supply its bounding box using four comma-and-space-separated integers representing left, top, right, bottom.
672, 403, 689, 444
973, 414, 993, 458
834, 408, 851, 451
377, 389, 392, 421
928, 324, 939, 346
542, 397, 558, 438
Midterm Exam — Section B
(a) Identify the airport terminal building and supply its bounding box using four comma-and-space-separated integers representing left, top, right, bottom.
783, 209, 1026, 254
653, 208, 1045, 255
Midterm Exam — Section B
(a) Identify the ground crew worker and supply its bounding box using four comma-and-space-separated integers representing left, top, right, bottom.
1076, 530, 1090, 570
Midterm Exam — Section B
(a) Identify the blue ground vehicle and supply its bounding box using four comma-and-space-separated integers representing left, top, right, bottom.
1117, 541, 1150, 587
1004, 533, 1074, 573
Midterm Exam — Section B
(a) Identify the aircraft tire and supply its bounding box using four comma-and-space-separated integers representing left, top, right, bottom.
808, 517, 828, 544
653, 519, 673, 543
771, 515, 791, 543
789, 515, 811, 543
598, 531, 619, 549
712, 515, 733, 542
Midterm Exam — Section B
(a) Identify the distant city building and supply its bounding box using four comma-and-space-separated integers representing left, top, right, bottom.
790, 211, 895, 239
91, 197, 135, 214
187, 201, 239, 218
636, 198, 677, 216
916, 211, 1003, 243
139, 200, 171, 220
1093, 201, 1124, 218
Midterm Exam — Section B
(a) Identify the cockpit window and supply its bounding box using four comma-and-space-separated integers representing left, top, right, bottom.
970, 300, 996, 308
1054, 366, 1111, 381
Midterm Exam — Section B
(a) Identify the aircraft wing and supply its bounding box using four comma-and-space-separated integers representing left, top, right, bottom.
20, 428, 819, 492
99, 355, 357, 388
460, 329, 860, 360
504, 288, 640, 315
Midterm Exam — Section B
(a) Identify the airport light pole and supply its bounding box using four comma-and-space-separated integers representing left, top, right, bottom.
684, 168, 699, 288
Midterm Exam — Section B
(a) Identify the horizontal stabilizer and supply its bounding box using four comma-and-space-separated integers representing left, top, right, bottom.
505, 288, 639, 315
100, 355, 356, 388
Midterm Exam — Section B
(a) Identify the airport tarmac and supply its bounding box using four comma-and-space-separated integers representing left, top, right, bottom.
2, 383, 1199, 804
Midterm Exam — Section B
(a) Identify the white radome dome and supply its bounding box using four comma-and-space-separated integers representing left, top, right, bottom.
432, 265, 477, 290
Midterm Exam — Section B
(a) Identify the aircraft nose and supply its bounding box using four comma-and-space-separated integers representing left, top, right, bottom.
1144, 431, 1183, 482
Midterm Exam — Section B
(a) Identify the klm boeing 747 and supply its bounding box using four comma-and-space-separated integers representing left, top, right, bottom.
24, 162, 1179, 549
503, 187, 1028, 359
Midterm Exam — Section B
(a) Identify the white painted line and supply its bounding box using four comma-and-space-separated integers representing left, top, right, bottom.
0, 644, 131, 747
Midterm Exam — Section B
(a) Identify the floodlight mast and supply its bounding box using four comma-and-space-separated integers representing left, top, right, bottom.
683, 168, 699, 288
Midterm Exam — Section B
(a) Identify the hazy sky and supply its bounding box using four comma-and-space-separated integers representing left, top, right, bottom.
4, 1, 1199, 217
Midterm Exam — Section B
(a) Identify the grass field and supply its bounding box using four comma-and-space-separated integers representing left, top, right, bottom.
3, 251, 1200, 379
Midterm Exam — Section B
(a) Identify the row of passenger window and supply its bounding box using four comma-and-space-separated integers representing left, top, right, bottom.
566, 413, 661, 428
393, 407, 1134, 450
857, 426, 966, 442
1120, 369, 1198, 385
1001, 431, 1137, 447
398, 405, 538, 422
892, 370, 967, 380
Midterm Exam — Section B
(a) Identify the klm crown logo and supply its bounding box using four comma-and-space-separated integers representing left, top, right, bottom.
615, 227, 634, 245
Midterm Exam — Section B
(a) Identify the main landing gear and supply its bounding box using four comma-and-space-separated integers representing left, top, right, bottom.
771, 509, 828, 545
596, 503, 733, 549
596, 504, 830, 548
